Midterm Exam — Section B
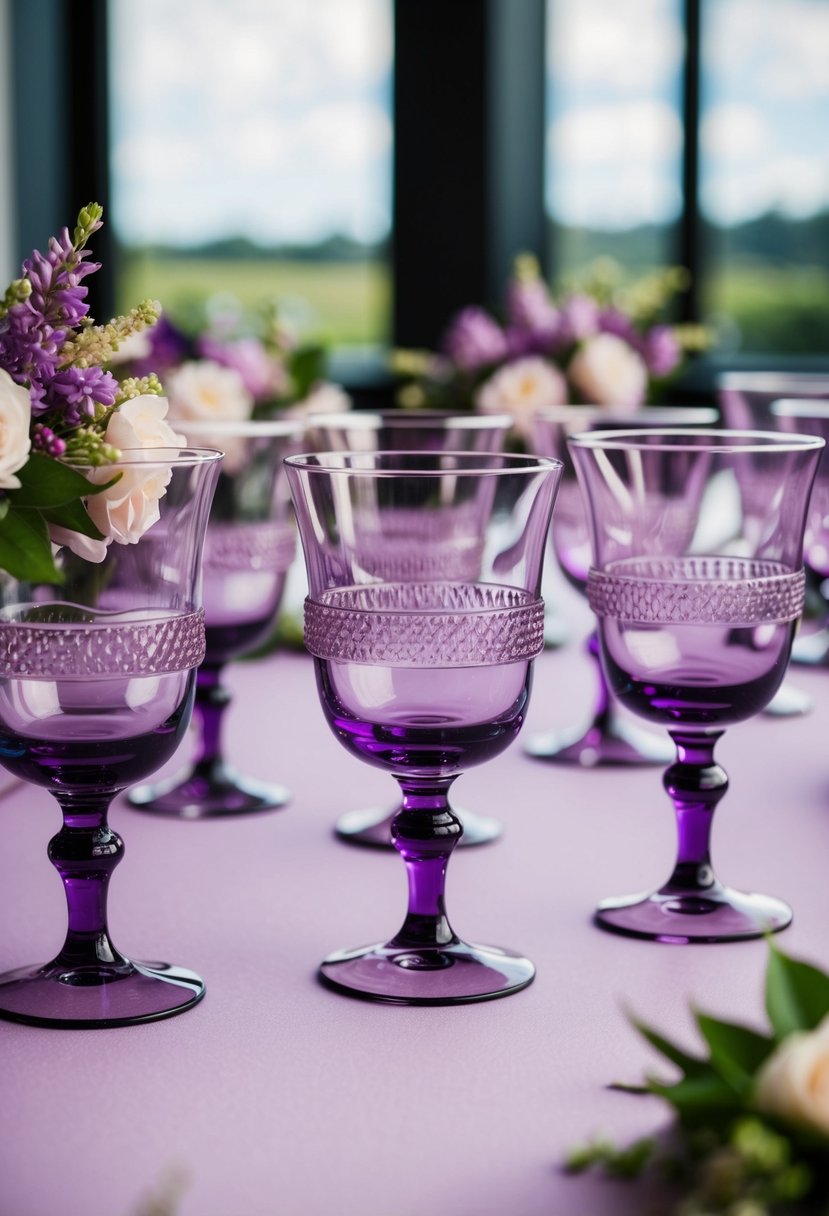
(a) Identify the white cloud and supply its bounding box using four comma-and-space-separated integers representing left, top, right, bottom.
700, 104, 772, 160
704, 0, 829, 100
549, 101, 682, 166
547, 0, 683, 93
702, 155, 829, 223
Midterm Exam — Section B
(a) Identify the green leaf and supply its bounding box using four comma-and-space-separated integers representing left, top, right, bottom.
12, 453, 115, 509
0, 497, 9, 523
631, 1016, 709, 1078
647, 1071, 743, 1123
41, 498, 105, 541
694, 1011, 775, 1090
0, 508, 62, 582
766, 943, 829, 1040
289, 343, 326, 399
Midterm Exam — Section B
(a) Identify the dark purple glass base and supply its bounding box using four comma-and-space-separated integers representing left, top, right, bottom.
334, 804, 502, 849
594, 883, 792, 944
319, 939, 535, 1005
128, 762, 290, 819
524, 713, 673, 767
0, 958, 205, 1028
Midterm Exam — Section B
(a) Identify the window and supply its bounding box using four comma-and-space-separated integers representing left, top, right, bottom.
545, 0, 829, 360
108, 0, 393, 351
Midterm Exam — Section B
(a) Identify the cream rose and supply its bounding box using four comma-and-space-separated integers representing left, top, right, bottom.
0, 368, 32, 489
54, 395, 187, 562
293, 381, 352, 417
166, 359, 253, 425
753, 1015, 829, 1135
475, 356, 568, 440
567, 333, 648, 409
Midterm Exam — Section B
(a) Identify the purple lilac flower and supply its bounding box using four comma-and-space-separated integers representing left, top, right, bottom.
0, 221, 101, 414
127, 314, 192, 380
32, 423, 66, 457
197, 335, 281, 402
44, 366, 119, 425
557, 294, 600, 346
641, 324, 681, 377
597, 307, 637, 345
442, 306, 509, 371
506, 276, 560, 346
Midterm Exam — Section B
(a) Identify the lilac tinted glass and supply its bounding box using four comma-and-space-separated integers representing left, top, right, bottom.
286, 450, 561, 1003
570, 428, 822, 943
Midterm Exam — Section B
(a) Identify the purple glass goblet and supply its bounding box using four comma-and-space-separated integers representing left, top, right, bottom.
306, 409, 511, 848
0, 448, 221, 1027
129, 420, 302, 818
286, 450, 561, 1003
526, 405, 717, 767
719, 371, 829, 677
773, 400, 829, 651
570, 428, 823, 943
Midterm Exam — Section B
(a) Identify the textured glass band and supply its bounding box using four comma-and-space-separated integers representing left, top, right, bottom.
204, 521, 295, 573
0, 609, 206, 678
588, 557, 805, 625
304, 583, 545, 666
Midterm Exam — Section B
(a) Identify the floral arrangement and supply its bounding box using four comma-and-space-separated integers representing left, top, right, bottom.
567, 943, 829, 1215
116, 295, 350, 448
0, 202, 185, 580
393, 255, 710, 439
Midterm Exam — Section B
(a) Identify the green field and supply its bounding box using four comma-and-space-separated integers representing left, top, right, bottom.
117, 254, 392, 347
118, 252, 829, 357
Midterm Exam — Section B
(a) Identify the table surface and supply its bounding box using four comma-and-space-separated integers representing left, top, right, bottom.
2, 576, 828, 1216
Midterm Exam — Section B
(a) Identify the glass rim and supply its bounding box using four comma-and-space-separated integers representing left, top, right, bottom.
307, 409, 513, 430
284, 450, 562, 477
567, 428, 826, 454
771, 398, 829, 419
173, 418, 304, 438
718, 370, 829, 390
62, 446, 224, 470
533, 404, 719, 424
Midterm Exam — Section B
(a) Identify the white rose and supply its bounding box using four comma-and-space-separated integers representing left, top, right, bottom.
166, 359, 253, 424
287, 381, 352, 418
475, 356, 568, 440
104, 394, 186, 451
753, 1014, 829, 1135
567, 333, 648, 409
0, 369, 32, 489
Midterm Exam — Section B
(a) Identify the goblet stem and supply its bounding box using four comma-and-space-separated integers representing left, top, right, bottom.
129, 660, 290, 817
388, 779, 462, 951
49, 793, 129, 973
524, 632, 673, 766
594, 727, 792, 942
192, 662, 231, 775
661, 731, 726, 894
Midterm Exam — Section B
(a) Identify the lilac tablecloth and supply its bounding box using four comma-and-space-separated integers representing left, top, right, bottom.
1, 587, 827, 1216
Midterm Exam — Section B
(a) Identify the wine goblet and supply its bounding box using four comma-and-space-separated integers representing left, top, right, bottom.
719, 371, 829, 674
305, 409, 512, 848
129, 419, 302, 818
285, 450, 562, 1003
525, 405, 717, 767
570, 428, 823, 942
773, 400, 829, 646
0, 448, 222, 1027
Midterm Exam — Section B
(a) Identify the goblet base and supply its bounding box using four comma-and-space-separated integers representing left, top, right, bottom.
318, 939, 535, 1005
128, 764, 290, 819
334, 805, 502, 849
0, 958, 205, 1028
524, 717, 673, 767
594, 884, 792, 944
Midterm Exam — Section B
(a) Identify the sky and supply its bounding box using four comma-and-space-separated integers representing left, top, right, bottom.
110, 0, 829, 248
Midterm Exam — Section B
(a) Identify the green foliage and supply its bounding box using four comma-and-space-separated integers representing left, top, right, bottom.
0, 456, 115, 583
566, 943, 829, 1214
